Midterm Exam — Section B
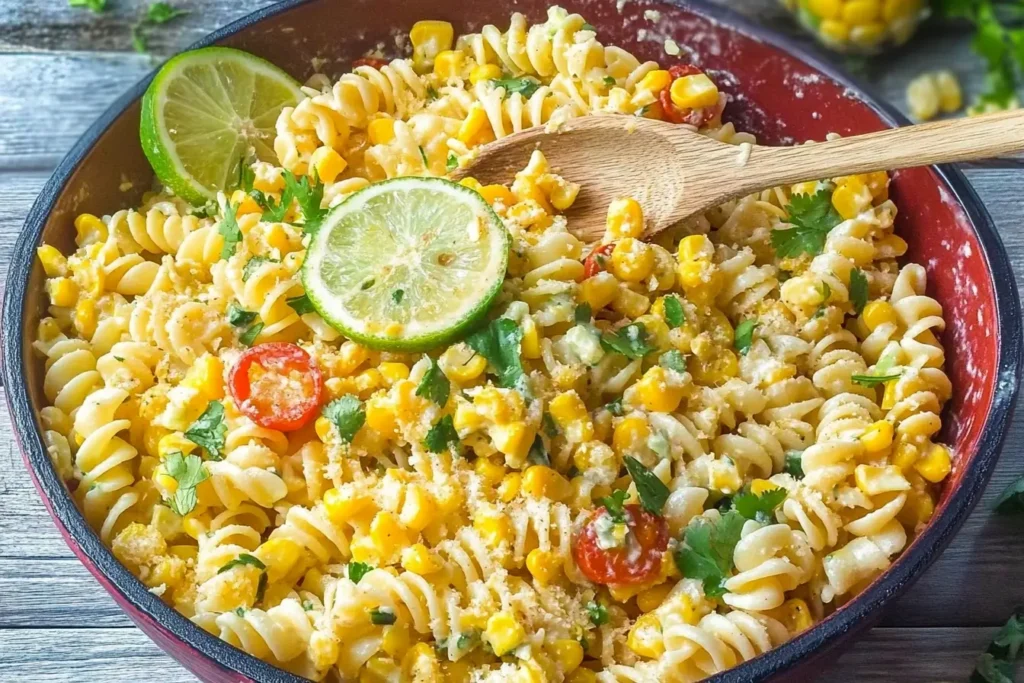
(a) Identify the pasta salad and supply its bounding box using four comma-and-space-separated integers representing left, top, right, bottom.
33, 7, 954, 682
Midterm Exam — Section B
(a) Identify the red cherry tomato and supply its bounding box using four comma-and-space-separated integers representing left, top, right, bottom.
582, 243, 616, 279
658, 88, 719, 129
575, 504, 669, 585
353, 57, 389, 69
229, 343, 324, 432
668, 64, 702, 79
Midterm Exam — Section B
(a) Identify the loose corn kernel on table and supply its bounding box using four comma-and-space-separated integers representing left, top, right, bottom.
0, 1, 1022, 681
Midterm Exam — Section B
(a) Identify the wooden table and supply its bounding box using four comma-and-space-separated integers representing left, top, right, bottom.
0, 1, 1021, 681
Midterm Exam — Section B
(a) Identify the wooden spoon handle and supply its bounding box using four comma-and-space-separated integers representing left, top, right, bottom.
730, 109, 1024, 196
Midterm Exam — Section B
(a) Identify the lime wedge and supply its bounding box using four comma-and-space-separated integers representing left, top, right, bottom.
140, 47, 303, 205
303, 177, 509, 351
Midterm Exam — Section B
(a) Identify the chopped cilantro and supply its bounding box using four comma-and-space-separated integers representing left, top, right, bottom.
586, 600, 609, 626
466, 318, 528, 394
970, 607, 1024, 683
348, 561, 373, 584
112, 356, 125, 362
599, 489, 630, 524
542, 412, 559, 438
239, 322, 264, 347
603, 75, 616, 87
574, 302, 592, 325
415, 357, 450, 407
623, 456, 669, 515
446, 153, 458, 173
527, 435, 550, 466
604, 398, 624, 416
184, 400, 227, 461
426, 85, 439, 101
849, 268, 869, 315
784, 451, 805, 479
283, 170, 327, 234
663, 295, 685, 328
419, 146, 430, 168
733, 319, 759, 356
659, 350, 687, 373
163, 451, 208, 516
323, 395, 365, 443
250, 189, 290, 222
392, 289, 405, 304
732, 487, 787, 524
424, 415, 460, 454
600, 323, 655, 360
370, 607, 397, 626
227, 302, 257, 328
771, 188, 842, 258
218, 553, 266, 574
490, 76, 542, 99
69, 0, 106, 12
286, 294, 316, 316
218, 201, 242, 260
851, 372, 902, 387
993, 476, 1024, 514
242, 256, 275, 281
146, 2, 188, 23
673, 511, 745, 598
256, 572, 268, 602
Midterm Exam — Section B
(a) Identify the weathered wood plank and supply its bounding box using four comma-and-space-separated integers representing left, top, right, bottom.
0, 558, 132, 628
0, 626, 998, 682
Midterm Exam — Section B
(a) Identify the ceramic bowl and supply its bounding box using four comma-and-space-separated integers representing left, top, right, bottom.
3, 1, 1021, 681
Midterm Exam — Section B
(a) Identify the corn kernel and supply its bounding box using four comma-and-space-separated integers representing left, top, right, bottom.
474, 510, 512, 547
860, 420, 895, 453
73, 299, 96, 339
433, 49, 463, 79
254, 538, 303, 583
475, 457, 506, 486
635, 365, 686, 413
440, 342, 487, 383
831, 182, 868, 220
498, 472, 522, 502
611, 286, 651, 318
526, 548, 562, 585
750, 478, 781, 496
842, 0, 881, 24
46, 278, 79, 308
772, 598, 814, 634
485, 612, 526, 656
819, 19, 850, 42
230, 189, 261, 216
399, 484, 435, 531
636, 583, 673, 612
362, 656, 400, 682
893, 439, 919, 472
548, 179, 581, 211
401, 543, 443, 574
613, 415, 650, 455
914, 444, 952, 483
669, 73, 719, 110
74, 213, 107, 245
315, 416, 333, 442
522, 465, 571, 501
479, 184, 516, 207
626, 613, 664, 659
324, 487, 372, 523
610, 238, 655, 283
37, 245, 68, 278
402, 642, 441, 680
882, 379, 899, 410
469, 63, 502, 85
567, 671, 598, 683
862, 300, 898, 331
850, 22, 886, 48
310, 147, 347, 184
377, 362, 410, 385
182, 354, 225, 402
458, 104, 490, 146
549, 391, 592, 437
368, 118, 397, 145
579, 272, 619, 311
410, 20, 454, 70
898, 488, 935, 528
877, 234, 908, 257
854, 464, 911, 496
809, 0, 843, 19
636, 69, 672, 93
369, 511, 409, 556
605, 198, 645, 242
550, 639, 584, 672
907, 73, 941, 121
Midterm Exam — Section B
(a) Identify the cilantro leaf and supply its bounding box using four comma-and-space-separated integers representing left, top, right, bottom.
250, 189, 290, 223
581, 22, 596, 31
446, 153, 458, 172
971, 654, 1015, 683
527, 435, 550, 466
392, 289, 405, 304
283, 170, 327, 234
851, 372, 902, 387
69, 0, 106, 12
586, 600, 609, 626
227, 302, 257, 328
603, 398, 623, 416
415, 357, 450, 407
623, 456, 669, 515
659, 350, 687, 373
164, 451, 208, 516
993, 476, 1024, 514
603, 75, 616, 87
323, 396, 365, 443
673, 511, 745, 598
733, 487, 787, 524
185, 400, 227, 461
242, 256, 275, 281
771, 188, 843, 258
849, 268, 869, 315
574, 303, 592, 325
663, 295, 685, 328
989, 609, 1024, 660
424, 415, 460, 454
784, 451, 805, 479
542, 412, 559, 438
734, 319, 759, 356
599, 489, 629, 524
490, 76, 542, 98
348, 561, 373, 584
147, 2, 188, 23
286, 294, 316, 316
600, 323, 655, 360
219, 201, 242, 260
466, 318, 528, 394
218, 553, 266, 574
239, 322, 264, 347
370, 607, 397, 625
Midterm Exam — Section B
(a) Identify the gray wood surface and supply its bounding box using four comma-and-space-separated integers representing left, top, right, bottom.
0, 1, 1021, 681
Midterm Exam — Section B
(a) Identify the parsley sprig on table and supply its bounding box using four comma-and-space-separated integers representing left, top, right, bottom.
970, 608, 1024, 682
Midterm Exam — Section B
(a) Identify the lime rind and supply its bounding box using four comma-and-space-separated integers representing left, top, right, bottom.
140, 47, 303, 205
302, 177, 509, 352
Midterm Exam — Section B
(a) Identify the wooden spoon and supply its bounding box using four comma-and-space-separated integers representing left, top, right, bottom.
453, 109, 1024, 243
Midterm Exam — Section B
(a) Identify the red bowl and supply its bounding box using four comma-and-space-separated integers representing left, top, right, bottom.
3, 1, 1021, 681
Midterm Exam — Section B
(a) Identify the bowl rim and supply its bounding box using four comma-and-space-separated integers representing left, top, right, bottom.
3, 1, 1021, 681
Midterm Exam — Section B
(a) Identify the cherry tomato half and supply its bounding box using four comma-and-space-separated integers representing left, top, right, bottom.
229, 342, 324, 432
668, 64, 702, 80
582, 243, 616, 279
353, 57, 389, 69
575, 504, 669, 585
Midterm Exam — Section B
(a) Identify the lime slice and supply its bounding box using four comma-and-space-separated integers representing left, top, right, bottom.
303, 177, 509, 351
140, 47, 303, 205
